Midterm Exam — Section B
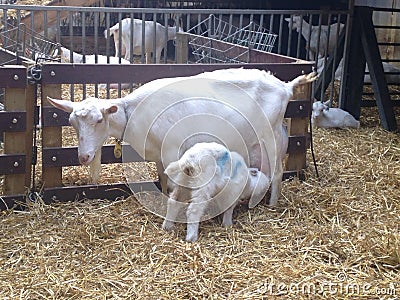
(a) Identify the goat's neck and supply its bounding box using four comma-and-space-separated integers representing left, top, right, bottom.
108, 99, 130, 141
167, 26, 177, 41
299, 19, 312, 42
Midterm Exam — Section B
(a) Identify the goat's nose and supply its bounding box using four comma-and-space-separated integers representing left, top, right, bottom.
79, 154, 90, 165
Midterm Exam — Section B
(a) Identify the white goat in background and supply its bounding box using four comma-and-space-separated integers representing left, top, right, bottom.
285, 15, 344, 60
105, 18, 182, 63
312, 100, 360, 129
163, 142, 270, 242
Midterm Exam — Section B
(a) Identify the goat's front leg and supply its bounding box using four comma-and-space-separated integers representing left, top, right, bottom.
186, 195, 207, 242
162, 197, 180, 231
155, 47, 163, 64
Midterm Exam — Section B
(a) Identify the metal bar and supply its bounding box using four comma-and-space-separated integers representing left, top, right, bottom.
0, 5, 349, 16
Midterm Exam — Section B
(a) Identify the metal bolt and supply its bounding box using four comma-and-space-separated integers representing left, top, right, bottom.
13, 161, 19, 167
299, 105, 304, 111
12, 118, 18, 124
50, 70, 56, 77
52, 113, 58, 119
52, 156, 57, 162
296, 141, 301, 147
52, 195, 57, 201
13, 74, 19, 80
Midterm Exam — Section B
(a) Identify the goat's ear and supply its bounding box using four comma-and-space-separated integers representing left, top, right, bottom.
284, 17, 291, 23
47, 97, 74, 113
323, 99, 331, 107
104, 105, 118, 115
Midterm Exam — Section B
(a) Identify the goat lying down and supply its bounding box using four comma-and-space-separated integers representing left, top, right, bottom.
57, 46, 132, 89
47, 68, 317, 207
312, 100, 360, 129
163, 142, 270, 242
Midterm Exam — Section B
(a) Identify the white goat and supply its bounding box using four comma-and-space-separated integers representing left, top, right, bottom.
57, 46, 131, 89
47, 68, 317, 206
312, 100, 360, 129
162, 142, 270, 242
104, 18, 181, 63
285, 15, 344, 60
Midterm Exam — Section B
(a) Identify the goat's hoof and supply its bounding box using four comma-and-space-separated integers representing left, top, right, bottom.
162, 220, 175, 232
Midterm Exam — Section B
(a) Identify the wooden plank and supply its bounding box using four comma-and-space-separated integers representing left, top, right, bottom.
285, 84, 312, 175
42, 182, 156, 204
3, 87, 28, 195
42, 100, 310, 128
176, 32, 189, 64
40, 63, 313, 85
358, 6, 397, 131
0, 65, 27, 88
0, 111, 26, 132
42, 106, 70, 127
0, 154, 26, 175
284, 100, 310, 118
41, 84, 63, 188
0, 194, 26, 211
287, 136, 307, 155
42, 144, 140, 167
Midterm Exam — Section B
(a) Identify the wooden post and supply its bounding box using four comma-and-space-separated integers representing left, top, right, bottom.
4, 87, 28, 195
41, 83, 63, 188
175, 32, 189, 64
286, 83, 312, 178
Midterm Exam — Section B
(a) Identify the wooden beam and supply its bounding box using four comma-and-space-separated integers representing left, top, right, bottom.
41, 84, 63, 188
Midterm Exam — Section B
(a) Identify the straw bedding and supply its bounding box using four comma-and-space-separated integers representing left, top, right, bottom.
1, 81, 399, 299
0, 3, 399, 298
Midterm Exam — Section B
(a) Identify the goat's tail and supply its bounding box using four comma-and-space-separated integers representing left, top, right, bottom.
287, 72, 318, 89
104, 23, 119, 38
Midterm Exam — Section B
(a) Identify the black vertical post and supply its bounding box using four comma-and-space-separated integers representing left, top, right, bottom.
358, 6, 397, 131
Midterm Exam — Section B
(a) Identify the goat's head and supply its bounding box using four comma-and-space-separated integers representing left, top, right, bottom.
47, 97, 118, 166
312, 100, 330, 119
285, 15, 303, 32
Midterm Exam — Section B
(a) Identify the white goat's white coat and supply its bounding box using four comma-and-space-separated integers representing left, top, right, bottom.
47, 68, 317, 206
162, 142, 270, 242
57, 46, 131, 89
312, 100, 360, 129
105, 18, 180, 63
285, 15, 344, 60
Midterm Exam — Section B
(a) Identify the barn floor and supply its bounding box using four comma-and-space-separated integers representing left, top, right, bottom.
0, 104, 399, 299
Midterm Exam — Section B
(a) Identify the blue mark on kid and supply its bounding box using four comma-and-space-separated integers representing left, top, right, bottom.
216, 151, 229, 171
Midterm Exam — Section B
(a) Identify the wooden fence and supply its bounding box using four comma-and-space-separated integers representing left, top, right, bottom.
0, 55, 313, 211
